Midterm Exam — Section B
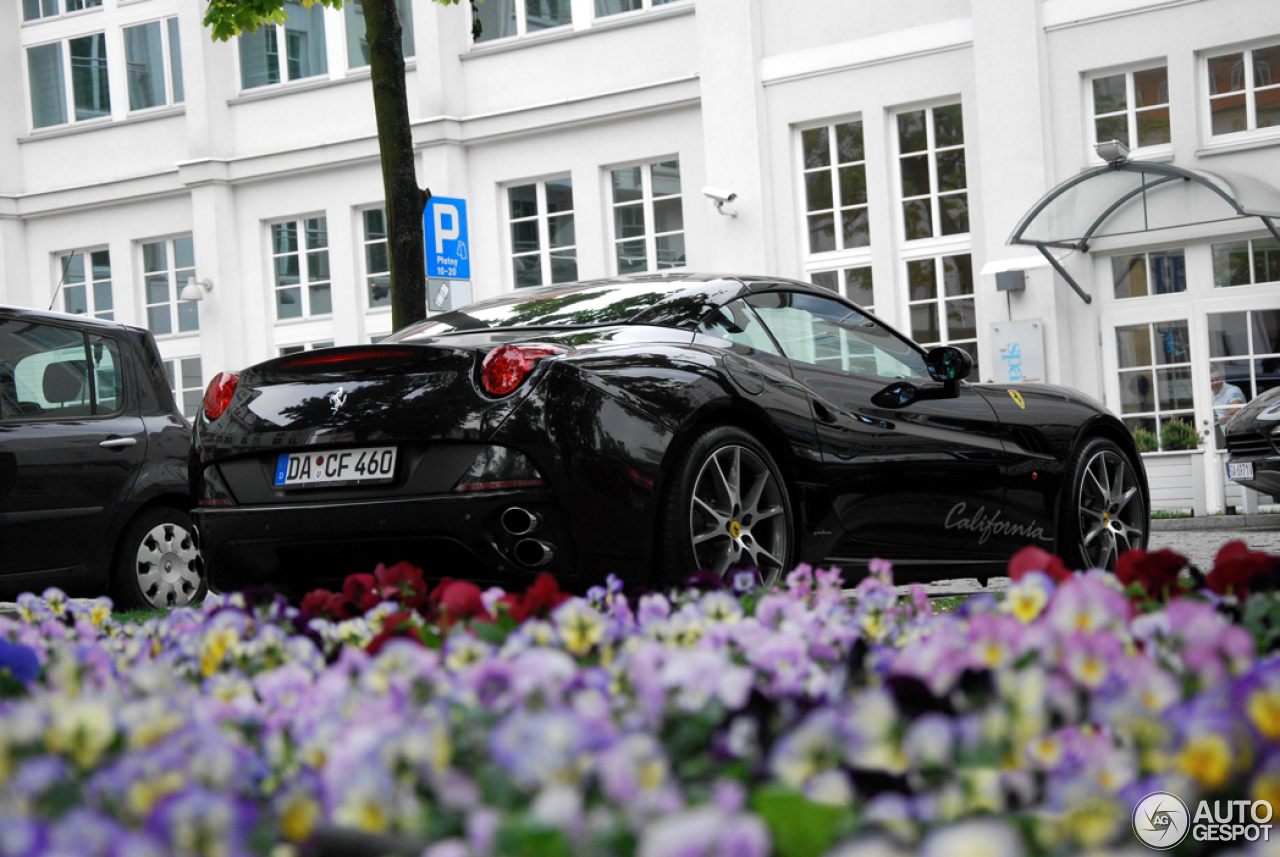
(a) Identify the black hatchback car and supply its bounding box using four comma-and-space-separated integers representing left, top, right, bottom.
0, 306, 202, 608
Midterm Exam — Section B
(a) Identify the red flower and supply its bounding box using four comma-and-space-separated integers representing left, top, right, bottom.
375, 562, 428, 611
300, 589, 334, 620
366, 610, 422, 655
1206, 540, 1278, 597
438, 580, 489, 622
498, 573, 572, 623
342, 573, 381, 613
1115, 548, 1187, 599
324, 592, 357, 621
1008, 545, 1071, 583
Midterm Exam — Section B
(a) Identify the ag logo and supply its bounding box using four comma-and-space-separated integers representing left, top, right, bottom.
1008, 389, 1026, 410
1133, 791, 1189, 849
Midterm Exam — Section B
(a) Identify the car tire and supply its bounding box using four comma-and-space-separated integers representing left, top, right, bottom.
656, 425, 794, 588
113, 507, 205, 610
1057, 437, 1148, 572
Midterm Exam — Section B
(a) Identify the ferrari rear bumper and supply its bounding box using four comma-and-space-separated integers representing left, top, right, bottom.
192, 489, 574, 595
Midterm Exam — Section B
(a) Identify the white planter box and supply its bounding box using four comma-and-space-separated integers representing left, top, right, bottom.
1141, 450, 1206, 516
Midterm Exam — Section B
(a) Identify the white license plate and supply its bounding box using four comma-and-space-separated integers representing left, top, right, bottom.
274, 447, 397, 488
1227, 461, 1255, 481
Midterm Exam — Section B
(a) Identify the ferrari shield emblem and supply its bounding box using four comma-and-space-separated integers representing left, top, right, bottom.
1008, 389, 1026, 410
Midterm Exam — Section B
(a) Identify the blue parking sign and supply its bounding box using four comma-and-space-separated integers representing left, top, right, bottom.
424, 197, 470, 280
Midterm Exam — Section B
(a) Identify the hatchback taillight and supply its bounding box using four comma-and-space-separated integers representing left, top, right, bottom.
480, 344, 570, 396
203, 372, 240, 421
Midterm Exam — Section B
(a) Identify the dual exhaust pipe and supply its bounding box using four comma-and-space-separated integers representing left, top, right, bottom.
501, 507, 554, 568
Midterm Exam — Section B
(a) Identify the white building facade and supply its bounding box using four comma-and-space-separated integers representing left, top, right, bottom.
3, 0, 1277, 513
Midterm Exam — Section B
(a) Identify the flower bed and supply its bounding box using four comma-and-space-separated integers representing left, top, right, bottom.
2, 544, 1280, 857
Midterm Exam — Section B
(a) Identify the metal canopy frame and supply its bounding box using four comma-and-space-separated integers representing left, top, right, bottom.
1007, 160, 1280, 304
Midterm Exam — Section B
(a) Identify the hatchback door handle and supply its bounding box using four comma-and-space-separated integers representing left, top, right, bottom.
99, 437, 137, 449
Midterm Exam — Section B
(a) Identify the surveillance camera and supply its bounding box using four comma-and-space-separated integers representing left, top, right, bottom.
702, 186, 737, 204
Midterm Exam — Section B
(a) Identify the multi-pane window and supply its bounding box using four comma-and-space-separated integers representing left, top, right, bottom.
344, 0, 414, 68
279, 341, 334, 356
1111, 249, 1187, 299
610, 160, 684, 275
1091, 66, 1170, 152
801, 121, 869, 255
595, 0, 677, 19
1212, 236, 1280, 287
271, 218, 331, 320
1207, 309, 1280, 440
897, 104, 968, 241
508, 179, 577, 288
124, 18, 184, 111
163, 357, 204, 421
1115, 320, 1193, 448
361, 209, 391, 308
906, 254, 977, 363
60, 250, 113, 320
473, 0, 571, 43
1207, 44, 1280, 136
27, 34, 111, 130
239, 1, 328, 90
810, 267, 873, 314
142, 237, 198, 336
22, 0, 100, 23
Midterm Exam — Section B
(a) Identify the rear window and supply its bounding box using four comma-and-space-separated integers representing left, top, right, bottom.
390, 281, 686, 339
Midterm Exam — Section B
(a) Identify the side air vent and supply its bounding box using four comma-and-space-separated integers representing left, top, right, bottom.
1226, 433, 1276, 457
1006, 426, 1054, 458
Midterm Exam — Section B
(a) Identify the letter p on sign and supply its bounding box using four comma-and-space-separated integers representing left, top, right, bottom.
434, 204, 459, 254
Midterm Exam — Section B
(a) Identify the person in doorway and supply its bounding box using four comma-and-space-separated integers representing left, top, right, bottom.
1211, 367, 1246, 447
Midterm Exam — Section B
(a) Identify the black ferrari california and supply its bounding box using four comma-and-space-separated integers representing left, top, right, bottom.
189, 274, 1149, 594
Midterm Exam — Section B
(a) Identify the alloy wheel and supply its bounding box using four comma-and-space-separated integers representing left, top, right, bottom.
688, 444, 788, 584
1075, 448, 1144, 570
135, 522, 201, 608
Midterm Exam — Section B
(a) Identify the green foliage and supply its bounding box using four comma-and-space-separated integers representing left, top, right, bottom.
202, 0, 463, 41
751, 785, 855, 857
1132, 426, 1159, 454
1160, 419, 1201, 451
1243, 592, 1280, 654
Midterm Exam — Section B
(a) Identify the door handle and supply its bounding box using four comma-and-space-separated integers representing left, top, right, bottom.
99, 437, 137, 449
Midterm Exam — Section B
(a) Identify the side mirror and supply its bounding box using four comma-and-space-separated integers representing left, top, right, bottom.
925, 346, 973, 383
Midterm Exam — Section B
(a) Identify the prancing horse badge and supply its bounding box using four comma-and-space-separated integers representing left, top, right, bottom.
328, 387, 347, 414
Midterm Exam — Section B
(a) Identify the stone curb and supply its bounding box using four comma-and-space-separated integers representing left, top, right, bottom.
1150, 514, 1280, 532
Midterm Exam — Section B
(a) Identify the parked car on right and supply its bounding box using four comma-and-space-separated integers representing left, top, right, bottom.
1224, 385, 1280, 497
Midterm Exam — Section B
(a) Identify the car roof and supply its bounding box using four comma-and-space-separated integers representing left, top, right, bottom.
0, 303, 146, 335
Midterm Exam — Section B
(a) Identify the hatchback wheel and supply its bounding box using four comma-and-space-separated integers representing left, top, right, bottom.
114, 508, 205, 610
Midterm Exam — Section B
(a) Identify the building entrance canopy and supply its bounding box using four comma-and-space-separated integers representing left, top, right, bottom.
1007, 161, 1280, 303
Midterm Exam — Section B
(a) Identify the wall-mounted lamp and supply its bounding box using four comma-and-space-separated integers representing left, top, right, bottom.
702, 186, 738, 218
1095, 138, 1130, 166
180, 277, 213, 301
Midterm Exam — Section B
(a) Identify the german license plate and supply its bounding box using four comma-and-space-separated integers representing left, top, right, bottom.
1227, 461, 1254, 481
274, 447, 397, 488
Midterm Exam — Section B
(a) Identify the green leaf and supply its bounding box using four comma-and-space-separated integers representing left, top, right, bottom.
750, 785, 850, 857
493, 818, 575, 857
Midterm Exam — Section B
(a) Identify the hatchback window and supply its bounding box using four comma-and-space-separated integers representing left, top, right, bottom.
0, 319, 123, 421
746, 291, 929, 380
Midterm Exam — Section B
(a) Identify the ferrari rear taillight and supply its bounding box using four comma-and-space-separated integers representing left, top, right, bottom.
203, 372, 240, 421
480, 344, 571, 396
453, 446, 545, 492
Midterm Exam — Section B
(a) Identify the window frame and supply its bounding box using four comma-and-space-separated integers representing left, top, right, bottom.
797, 117, 871, 265
236, 1, 330, 92
471, 0, 573, 46
1085, 62, 1172, 162
1203, 41, 1280, 143
140, 235, 199, 338
343, 0, 414, 71
892, 99, 969, 246
1111, 317, 1195, 452
1107, 247, 1188, 300
358, 206, 392, 311
21, 0, 102, 25
121, 16, 184, 113
808, 266, 874, 315
268, 215, 332, 322
57, 248, 114, 320
162, 355, 204, 422
593, 0, 684, 23
505, 175, 578, 289
608, 157, 685, 276
1212, 235, 1280, 288
902, 252, 978, 365
25, 31, 113, 132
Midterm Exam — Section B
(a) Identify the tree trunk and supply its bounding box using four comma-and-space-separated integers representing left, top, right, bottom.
362, 0, 430, 330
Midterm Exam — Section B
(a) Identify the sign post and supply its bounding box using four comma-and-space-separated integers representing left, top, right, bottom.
423, 197, 472, 313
